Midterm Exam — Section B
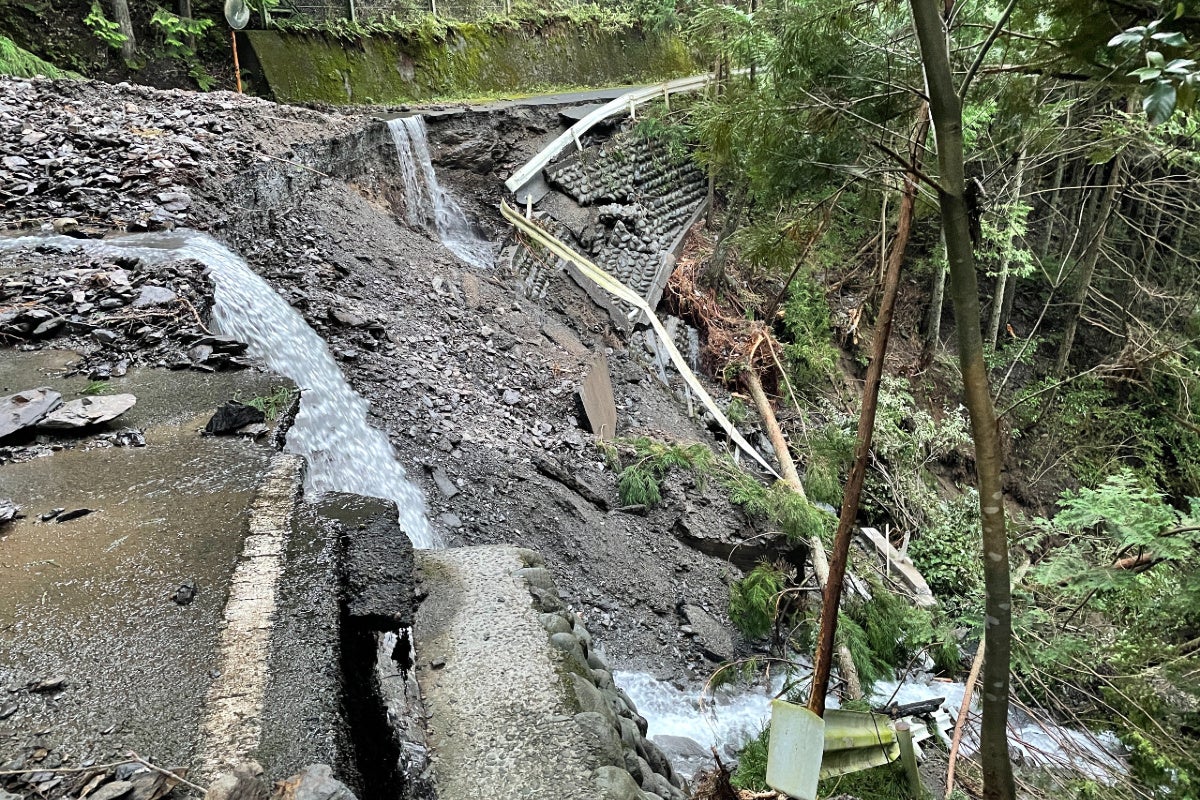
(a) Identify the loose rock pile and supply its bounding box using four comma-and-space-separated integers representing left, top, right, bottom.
0, 248, 247, 376
0, 754, 187, 800
0, 77, 358, 231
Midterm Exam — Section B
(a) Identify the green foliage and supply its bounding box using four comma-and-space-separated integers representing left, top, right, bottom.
802, 422, 853, 508
726, 396, 749, 426
277, 2, 639, 41
80, 380, 109, 396
84, 1, 128, 52
819, 760, 913, 800
148, 7, 215, 89
0, 35, 77, 78
780, 270, 837, 392
605, 436, 715, 507
840, 578, 958, 689
1029, 470, 1200, 616
723, 466, 834, 543
908, 490, 984, 600
246, 386, 296, 420
1108, 12, 1197, 125
730, 726, 771, 791
729, 560, 787, 639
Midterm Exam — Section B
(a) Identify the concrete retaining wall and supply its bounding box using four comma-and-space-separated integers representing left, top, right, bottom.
242, 26, 694, 105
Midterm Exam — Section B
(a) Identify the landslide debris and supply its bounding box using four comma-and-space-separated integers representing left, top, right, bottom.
0, 77, 357, 231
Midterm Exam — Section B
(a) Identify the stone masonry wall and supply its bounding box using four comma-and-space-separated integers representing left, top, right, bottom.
514, 550, 688, 800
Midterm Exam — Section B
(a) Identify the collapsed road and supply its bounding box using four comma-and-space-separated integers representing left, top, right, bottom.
0, 76, 790, 799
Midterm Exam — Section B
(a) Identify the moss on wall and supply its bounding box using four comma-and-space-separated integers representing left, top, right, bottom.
243, 24, 695, 105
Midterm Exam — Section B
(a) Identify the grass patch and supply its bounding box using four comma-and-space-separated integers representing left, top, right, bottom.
244, 386, 297, 420
0, 36, 78, 79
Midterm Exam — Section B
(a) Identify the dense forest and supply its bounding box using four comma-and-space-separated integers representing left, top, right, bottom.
629, 1, 1200, 798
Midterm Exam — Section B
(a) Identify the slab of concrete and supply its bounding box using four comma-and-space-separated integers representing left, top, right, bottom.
414, 546, 598, 800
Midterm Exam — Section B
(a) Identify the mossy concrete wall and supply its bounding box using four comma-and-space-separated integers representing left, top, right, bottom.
243, 25, 695, 105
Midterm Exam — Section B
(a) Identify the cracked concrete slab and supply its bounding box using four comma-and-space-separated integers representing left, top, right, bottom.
414, 546, 601, 800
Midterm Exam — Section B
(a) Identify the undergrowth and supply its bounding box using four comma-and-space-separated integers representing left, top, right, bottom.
245, 386, 297, 419
0, 35, 77, 78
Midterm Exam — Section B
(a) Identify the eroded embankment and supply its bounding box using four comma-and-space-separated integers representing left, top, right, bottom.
1, 76, 775, 798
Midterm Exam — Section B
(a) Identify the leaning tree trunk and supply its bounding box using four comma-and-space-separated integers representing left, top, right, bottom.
741, 366, 863, 700
111, 0, 136, 61
987, 147, 1026, 349
809, 102, 929, 718
908, 2, 1016, 799
1055, 152, 1123, 376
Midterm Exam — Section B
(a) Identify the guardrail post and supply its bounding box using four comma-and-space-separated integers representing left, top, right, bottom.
895, 722, 924, 799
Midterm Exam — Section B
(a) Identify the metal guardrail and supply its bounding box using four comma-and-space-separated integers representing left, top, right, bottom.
504, 71, 731, 196
500, 199, 779, 478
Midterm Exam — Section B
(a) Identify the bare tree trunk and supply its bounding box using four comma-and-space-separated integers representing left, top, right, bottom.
1055, 152, 1124, 376
1038, 107, 1069, 261
809, 103, 929, 718
179, 0, 195, 51
908, 3, 1015, 798
111, 0, 136, 61
987, 147, 1026, 349
1142, 180, 1165, 273
924, 229, 947, 356
742, 366, 863, 701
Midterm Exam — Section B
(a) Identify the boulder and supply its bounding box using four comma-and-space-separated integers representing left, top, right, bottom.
38, 394, 137, 430
1, 387, 63, 438
204, 400, 265, 435
591, 766, 644, 800
272, 765, 357, 800
132, 285, 177, 308
680, 604, 735, 662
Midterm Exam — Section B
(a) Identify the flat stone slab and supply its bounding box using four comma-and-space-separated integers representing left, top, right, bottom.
38, 394, 137, 429
414, 546, 599, 800
0, 386, 62, 438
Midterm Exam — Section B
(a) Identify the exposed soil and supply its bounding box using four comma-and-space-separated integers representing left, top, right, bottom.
0, 77, 777, 687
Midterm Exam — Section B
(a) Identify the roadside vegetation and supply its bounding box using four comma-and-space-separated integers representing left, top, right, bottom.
594, 1, 1200, 798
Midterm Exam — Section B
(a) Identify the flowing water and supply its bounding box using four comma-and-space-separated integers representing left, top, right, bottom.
0, 231, 438, 548
387, 115, 494, 270
615, 669, 1127, 782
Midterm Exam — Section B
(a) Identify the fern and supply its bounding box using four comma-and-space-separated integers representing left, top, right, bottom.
0, 36, 76, 78
607, 436, 715, 507
729, 561, 787, 639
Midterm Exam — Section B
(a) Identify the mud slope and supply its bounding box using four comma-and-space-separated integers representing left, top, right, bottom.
1, 77, 766, 680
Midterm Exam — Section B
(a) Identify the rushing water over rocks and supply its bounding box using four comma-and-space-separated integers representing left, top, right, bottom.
387, 116, 494, 270
0, 231, 438, 548
616, 669, 1128, 782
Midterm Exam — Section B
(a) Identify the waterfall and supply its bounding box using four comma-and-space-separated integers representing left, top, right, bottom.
387, 115, 495, 270
0, 231, 439, 549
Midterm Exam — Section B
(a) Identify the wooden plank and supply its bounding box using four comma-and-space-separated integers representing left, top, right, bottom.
858, 526, 938, 608
579, 353, 618, 439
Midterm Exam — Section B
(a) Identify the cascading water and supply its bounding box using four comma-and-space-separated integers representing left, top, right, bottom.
387, 115, 495, 270
615, 669, 1128, 782
0, 231, 438, 549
